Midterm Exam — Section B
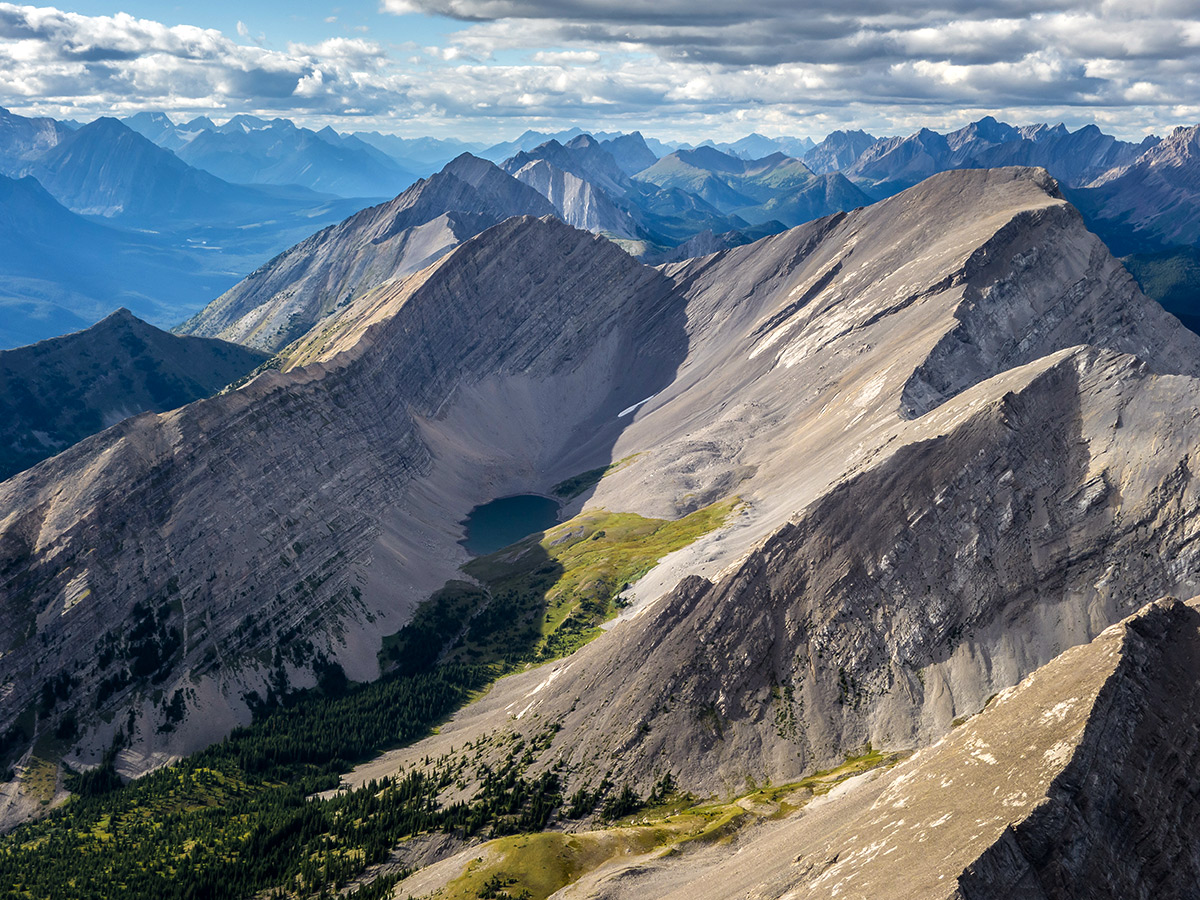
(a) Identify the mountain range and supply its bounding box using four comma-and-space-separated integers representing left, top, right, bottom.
0, 108, 382, 348
5, 159, 1200, 897
10, 105, 1200, 352
0, 171, 241, 347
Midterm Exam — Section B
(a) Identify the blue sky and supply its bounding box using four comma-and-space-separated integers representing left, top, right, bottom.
1, 1, 1197, 142
63, 0, 453, 47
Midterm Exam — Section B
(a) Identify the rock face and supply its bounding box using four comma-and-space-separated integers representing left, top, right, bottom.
555, 597, 1200, 900
5, 166, 1200, 845
0, 309, 268, 481
178, 154, 556, 351
508, 158, 644, 239
503, 135, 634, 201
331, 168, 1200, 806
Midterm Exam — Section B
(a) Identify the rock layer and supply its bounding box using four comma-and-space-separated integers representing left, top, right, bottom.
4, 167, 1200, 820
551, 597, 1200, 900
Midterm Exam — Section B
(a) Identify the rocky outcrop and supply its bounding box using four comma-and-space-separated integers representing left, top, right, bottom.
178, 154, 556, 351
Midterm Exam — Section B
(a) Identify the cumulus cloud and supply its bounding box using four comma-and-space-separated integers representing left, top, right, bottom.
0, 1, 1197, 139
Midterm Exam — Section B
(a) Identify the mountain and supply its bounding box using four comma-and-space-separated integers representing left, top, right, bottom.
179, 154, 557, 350
0, 214, 676, 786
5, 167, 1200, 894
721, 132, 816, 159
172, 116, 416, 198
1066, 124, 1200, 252
0, 309, 268, 482
503, 134, 635, 199
0, 172, 241, 348
479, 127, 588, 161
507, 158, 643, 238
844, 118, 1157, 200
637, 146, 872, 225
844, 127, 957, 197
973, 121, 1156, 187
737, 167, 871, 227
500, 136, 788, 250
120, 111, 187, 150
500, 597, 1200, 899
632, 183, 765, 245
0, 107, 70, 174
23, 117, 274, 221
351, 131, 487, 177
635, 146, 762, 210
2, 164, 1196, 781
802, 128, 877, 174
7, 116, 377, 340
599, 131, 659, 175
336, 167, 1200, 806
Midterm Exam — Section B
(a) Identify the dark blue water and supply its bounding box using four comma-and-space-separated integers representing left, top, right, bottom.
461, 494, 561, 556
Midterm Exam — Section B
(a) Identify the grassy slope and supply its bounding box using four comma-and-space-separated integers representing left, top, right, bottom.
437, 748, 908, 900
382, 497, 738, 672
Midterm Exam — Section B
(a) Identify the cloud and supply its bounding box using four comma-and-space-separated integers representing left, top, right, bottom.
0, 1, 1197, 140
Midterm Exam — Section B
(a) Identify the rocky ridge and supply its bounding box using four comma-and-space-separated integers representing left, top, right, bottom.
178, 154, 556, 351
4, 167, 1200, 845
508, 597, 1200, 900
0, 215, 678, 785
334, 168, 1200, 803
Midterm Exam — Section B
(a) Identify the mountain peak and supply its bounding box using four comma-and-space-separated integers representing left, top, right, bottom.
441, 152, 508, 187
564, 134, 600, 151
103, 306, 138, 323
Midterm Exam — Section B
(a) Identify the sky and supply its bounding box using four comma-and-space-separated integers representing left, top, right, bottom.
0, 0, 1198, 142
